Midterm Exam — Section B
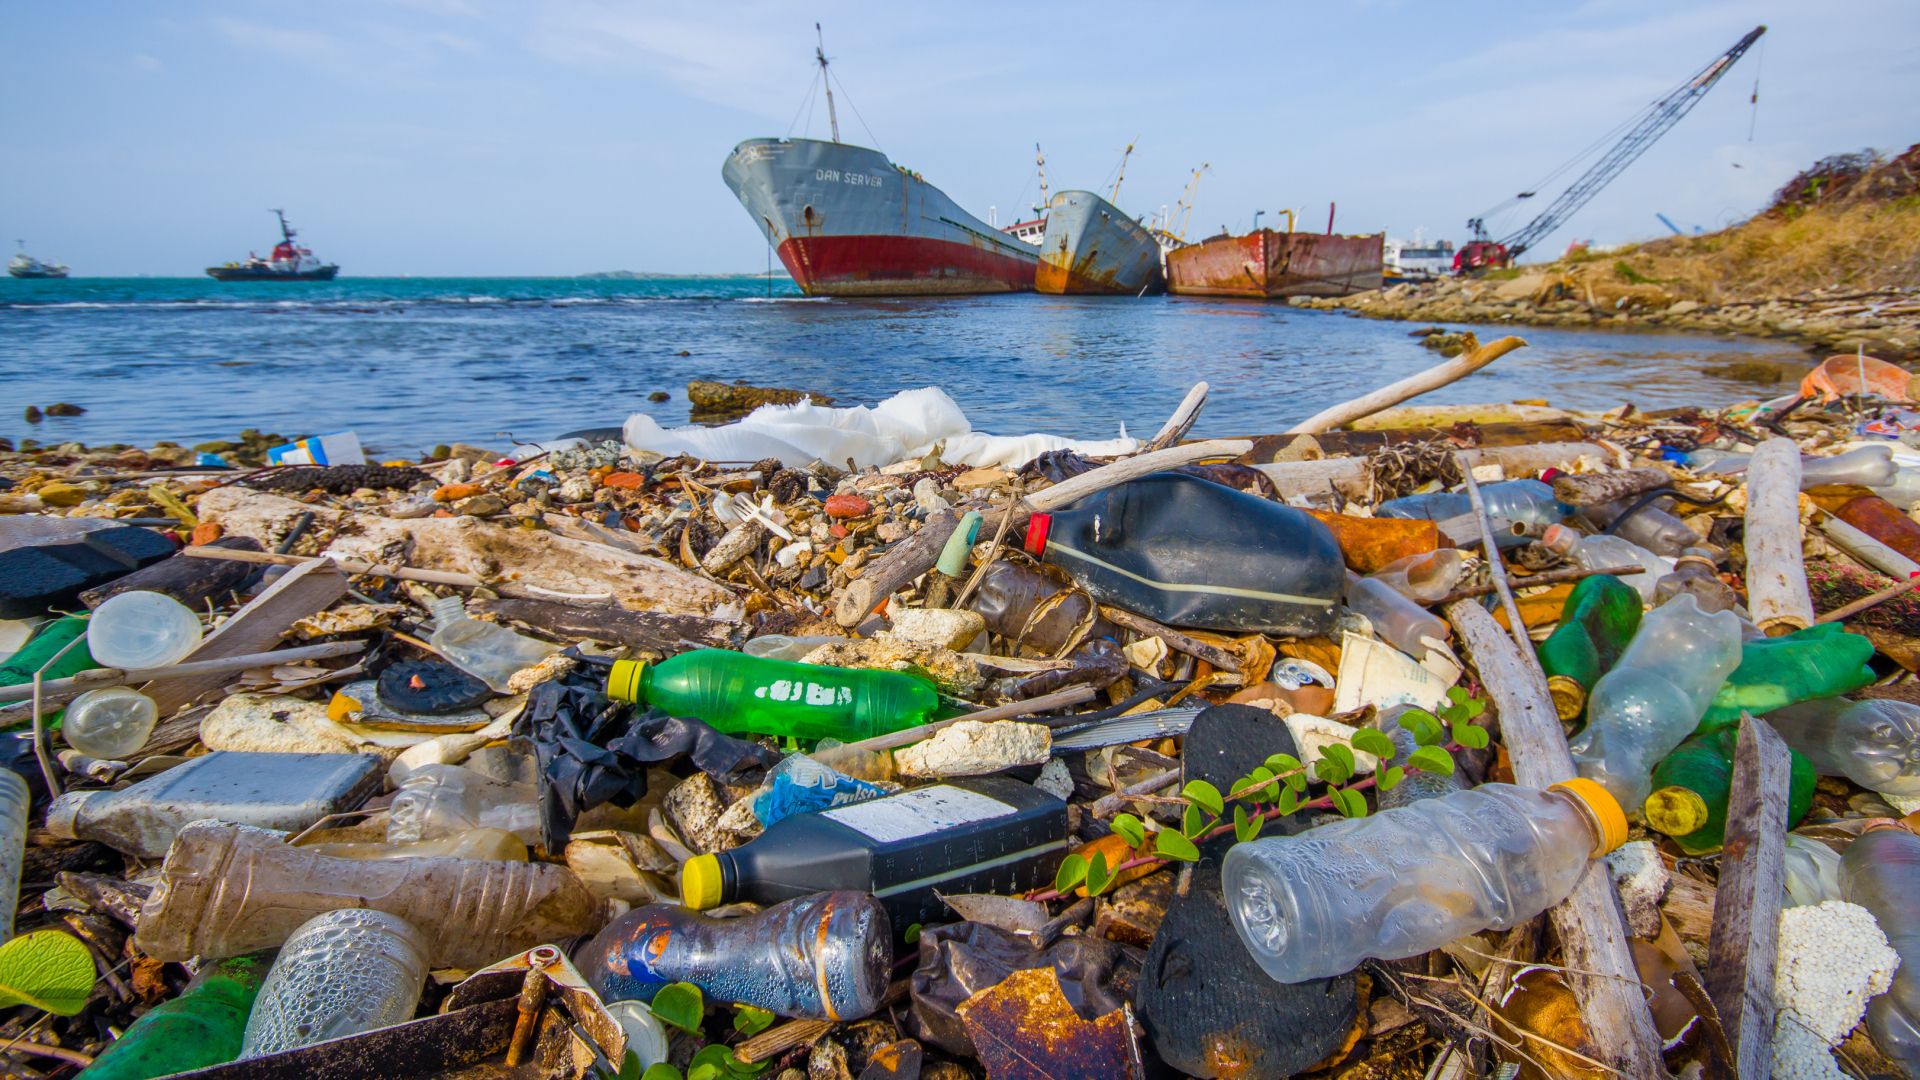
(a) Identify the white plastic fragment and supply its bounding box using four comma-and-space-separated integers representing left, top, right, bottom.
1770, 900, 1900, 1078
1281, 715, 1379, 775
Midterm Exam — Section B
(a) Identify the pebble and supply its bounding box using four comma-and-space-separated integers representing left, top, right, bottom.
557, 476, 596, 503
883, 608, 987, 651
441, 457, 473, 484
34, 481, 86, 507
913, 477, 949, 513
824, 493, 871, 519
876, 521, 910, 543
455, 493, 508, 517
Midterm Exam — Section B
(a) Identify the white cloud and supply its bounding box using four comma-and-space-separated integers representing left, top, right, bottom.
131, 53, 164, 74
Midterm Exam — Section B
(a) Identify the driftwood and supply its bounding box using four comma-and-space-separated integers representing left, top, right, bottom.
1250, 442, 1606, 500
144, 558, 350, 715
1704, 715, 1791, 1079
1455, 452, 1533, 661
1145, 382, 1208, 452
839, 684, 1099, 754
1442, 599, 1671, 1078
1551, 467, 1674, 507
1283, 335, 1528, 435
79, 536, 263, 609
835, 509, 964, 626
471, 598, 731, 654
1096, 605, 1242, 674
0, 641, 364, 705
1744, 438, 1815, 636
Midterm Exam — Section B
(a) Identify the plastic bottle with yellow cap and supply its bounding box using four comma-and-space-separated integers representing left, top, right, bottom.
1223, 779, 1628, 984
603, 649, 938, 742
1645, 727, 1815, 855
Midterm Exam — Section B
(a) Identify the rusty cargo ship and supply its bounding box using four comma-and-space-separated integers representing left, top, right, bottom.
1034, 190, 1165, 295
723, 137, 1039, 297
1166, 228, 1383, 299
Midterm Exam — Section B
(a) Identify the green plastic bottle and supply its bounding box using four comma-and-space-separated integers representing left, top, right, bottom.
604, 650, 939, 742
79, 953, 268, 1079
1644, 728, 1815, 854
1697, 623, 1876, 732
1536, 575, 1641, 721
1, 616, 95, 730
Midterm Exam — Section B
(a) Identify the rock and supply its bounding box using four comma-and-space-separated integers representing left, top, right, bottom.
33, 481, 87, 507
1666, 299, 1702, 316
44, 403, 85, 417
912, 477, 948, 514
824, 493, 871, 519
505, 652, 577, 695
440, 457, 473, 485
952, 467, 1010, 490
556, 476, 596, 503
883, 608, 986, 651
687, 380, 833, 416
433, 482, 483, 503
663, 773, 736, 854
1607, 840, 1670, 940
895, 720, 1050, 779
455, 493, 508, 517
647, 390, 670, 402
1033, 758, 1074, 801
22, 406, 42, 424
875, 521, 910, 543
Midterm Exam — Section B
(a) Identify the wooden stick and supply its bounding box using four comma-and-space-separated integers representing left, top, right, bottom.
1744, 438, 1815, 636
1284, 335, 1527, 435
185, 544, 483, 587
1090, 767, 1182, 817
833, 508, 962, 626
1433, 563, 1646, 606
734, 978, 910, 1063
1096, 605, 1241, 672
1442, 599, 1670, 1078
0, 641, 365, 704
1145, 382, 1209, 452
144, 558, 349, 714
1455, 453, 1535, 663
1704, 715, 1791, 1079
840, 684, 1099, 754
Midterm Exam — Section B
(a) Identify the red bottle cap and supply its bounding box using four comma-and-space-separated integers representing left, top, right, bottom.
1023, 514, 1053, 558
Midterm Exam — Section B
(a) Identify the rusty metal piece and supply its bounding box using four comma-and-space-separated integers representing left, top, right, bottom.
1165, 228, 1383, 299
505, 945, 560, 1067
444, 942, 629, 1074
955, 966, 1145, 1079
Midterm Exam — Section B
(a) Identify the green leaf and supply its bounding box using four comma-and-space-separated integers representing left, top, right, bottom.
1233, 804, 1262, 843
1331, 787, 1369, 819
649, 981, 706, 1035
641, 1065, 683, 1080
1313, 756, 1351, 786
1263, 752, 1304, 777
1408, 745, 1456, 776
733, 1004, 775, 1036
0, 931, 96, 1016
1323, 744, 1356, 774
1446, 686, 1470, 706
1085, 852, 1113, 896
689, 1044, 767, 1080
904, 923, 921, 944
1457, 695, 1487, 720
1285, 768, 1309, 793
1155, 829, 1201, 862
1398, 708, 1441, 744
1182, 802, 1208, 839
1276, 785, 1301, 815
1111, 813, 1146, 849
1181, 779, 1224, 817
1455, 723, 1491, 749
1377, 766, 1406, 792
1350, 728, 1396, 761
1054, 853, 1088, 894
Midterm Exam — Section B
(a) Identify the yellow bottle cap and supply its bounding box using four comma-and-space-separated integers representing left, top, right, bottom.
1550, 778, 1629, 855
605, 659, 649, 704
1643, 786, 1710, 839
1545, 675, 1587, 722
681, 853, 724, 910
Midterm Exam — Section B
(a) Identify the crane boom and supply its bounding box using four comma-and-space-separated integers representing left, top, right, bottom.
1460, 25, 1764, 270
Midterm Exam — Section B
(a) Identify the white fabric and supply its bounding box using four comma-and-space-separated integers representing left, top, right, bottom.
623, 387, 1138, 469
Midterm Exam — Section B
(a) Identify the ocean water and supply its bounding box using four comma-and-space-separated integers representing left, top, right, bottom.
0, 276, 1807, 457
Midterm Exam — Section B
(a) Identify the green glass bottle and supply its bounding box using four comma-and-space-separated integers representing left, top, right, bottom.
604, 650, 939, 742
78, 953, 268, 1079
1644, 728, 1816, 854
1697, 623, 1876, 732
1536, 575, 1642, 720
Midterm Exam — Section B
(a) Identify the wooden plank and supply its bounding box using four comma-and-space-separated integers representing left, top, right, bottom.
472, 598, 730, 654
1284, 336, 1528, 435
1745, 438, 1815, 636
1442, 599, 1671, 1079
1238, 418, 1591, 461
142, 559, 349, 714
1705, 714, 1792, 1079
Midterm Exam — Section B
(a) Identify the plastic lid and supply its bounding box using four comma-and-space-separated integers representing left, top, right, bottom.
1550, 778, 1629, 855
605, 659, 649, 704
1644, 786, 1710, 839
1545, 675, 1587, 722
1022, 514, 1052, 558
681, 853, 724, 910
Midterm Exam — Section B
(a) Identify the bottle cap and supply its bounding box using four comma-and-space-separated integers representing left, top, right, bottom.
605, 659, 649, 704
1546, 675, 1587, 722
1022, 514, 1053, 558
681, 853, 724, 910
1550, 778, 1628, 854
1643, 786, 1710, 839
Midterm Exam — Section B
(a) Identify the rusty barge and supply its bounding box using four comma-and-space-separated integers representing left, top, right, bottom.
1165, 227, 1383, 300
1034, 190, 1165, 296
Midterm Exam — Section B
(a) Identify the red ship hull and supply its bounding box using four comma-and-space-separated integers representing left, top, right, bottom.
774, 234, 1036, 296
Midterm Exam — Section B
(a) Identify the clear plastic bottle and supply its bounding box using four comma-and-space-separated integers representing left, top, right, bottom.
1372, 708, 1464, 810
1578, 497, 1702, 558
1549, 526, 1674, 602
1652, 550, 1738, 614
1763, 697, 1920, 796
386, 763, 541, 845
1782, 833, 1844, 907
743, 634, 844, 662
0, 769, 25, 940
1377, 479, 1568, 535
299, 827, 528, 862
1690, 445, 1898, 488
1368, 549, 1469, 603
239, 909, 430, 1059
426, 596, 557, 693
133, 820, 606, 969
1839, 825, 1920, 1074
749, 752, 888, 828
1223, 780, 1626, 983
575, 891, 891, 1021
61, 686, 159, 759
604, 650, 939, 742
1568, 594, 1743, 811
1344, 573, 1449, 656
86, 591, 204, 669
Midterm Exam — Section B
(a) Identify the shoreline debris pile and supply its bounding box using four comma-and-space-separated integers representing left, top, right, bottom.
5, 346, 1920, 1079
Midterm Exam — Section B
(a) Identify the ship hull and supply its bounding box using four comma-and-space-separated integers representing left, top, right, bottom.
7, 269, 68, 279
723, 138, 1037, 297
1035, 191, 1164, 296
205, 266, 340, 281
1166, 230, 1382, 299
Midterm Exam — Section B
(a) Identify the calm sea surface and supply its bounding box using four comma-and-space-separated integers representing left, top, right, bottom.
0, 276, 1805, 457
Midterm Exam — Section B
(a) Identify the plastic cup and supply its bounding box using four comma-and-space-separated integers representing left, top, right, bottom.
62, 686, 160, 759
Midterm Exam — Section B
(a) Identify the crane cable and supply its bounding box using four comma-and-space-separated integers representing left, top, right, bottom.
1746, 35, 1765, 142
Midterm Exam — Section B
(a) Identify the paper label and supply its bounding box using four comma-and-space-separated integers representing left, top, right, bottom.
821, 784, 1016, 844
1333, 631, 1455, 714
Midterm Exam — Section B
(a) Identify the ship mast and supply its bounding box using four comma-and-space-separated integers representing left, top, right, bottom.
815, 24, 840, 144
270, 208, 295, 245
1109, 141, 1135, 203
1034, 144, 1049, 215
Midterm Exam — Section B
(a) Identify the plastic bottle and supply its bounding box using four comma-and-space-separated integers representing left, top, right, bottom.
47, 750, 385, 858
239, 909, 430, 1059
1020, 471, 1345, 636
0, 614, 95, 689
679, 776, 1067, 932
0, 769, 25, 940
1548, 527, 1673, 603
576, 892, 890, 1022
299, 827, 528, 862
965, 560, 1113, 655
1368, 549, 1469, 603
1871, 468, 1920, 511
1762, 697, 1920, 796
603, 650, 938, 743
1372, 708, 1464, 810
1535, 574, 1642, 721
1782, 834, 1844, 907
1839, 825, 1920, 1075
749, 752, 889, 828
1223, 779, 1627, 983
386, 763, 541, 845
426, 596, 556, 693
1697, 623, 1878, 732
1652, 549, 1738, 613
1644, 727, 1816, 854
86, 591, 203, 669
60, 686, 159, 759
1377, 479, 1568, 533
743, 634, 844, 662
1833, 495, 1920, 565
1568, 594, 1743, 810
76, 954, 269, 1080
1690, 445, 1898, 488
1578, 496, 1701, 558
1344, 573, 1449, 656
133, 820, 606, 969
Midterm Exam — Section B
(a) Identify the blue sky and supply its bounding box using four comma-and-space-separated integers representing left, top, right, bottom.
4, 1, 1915, 276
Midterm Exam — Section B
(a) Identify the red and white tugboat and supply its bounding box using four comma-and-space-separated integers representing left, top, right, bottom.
206, 209, 339, 281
